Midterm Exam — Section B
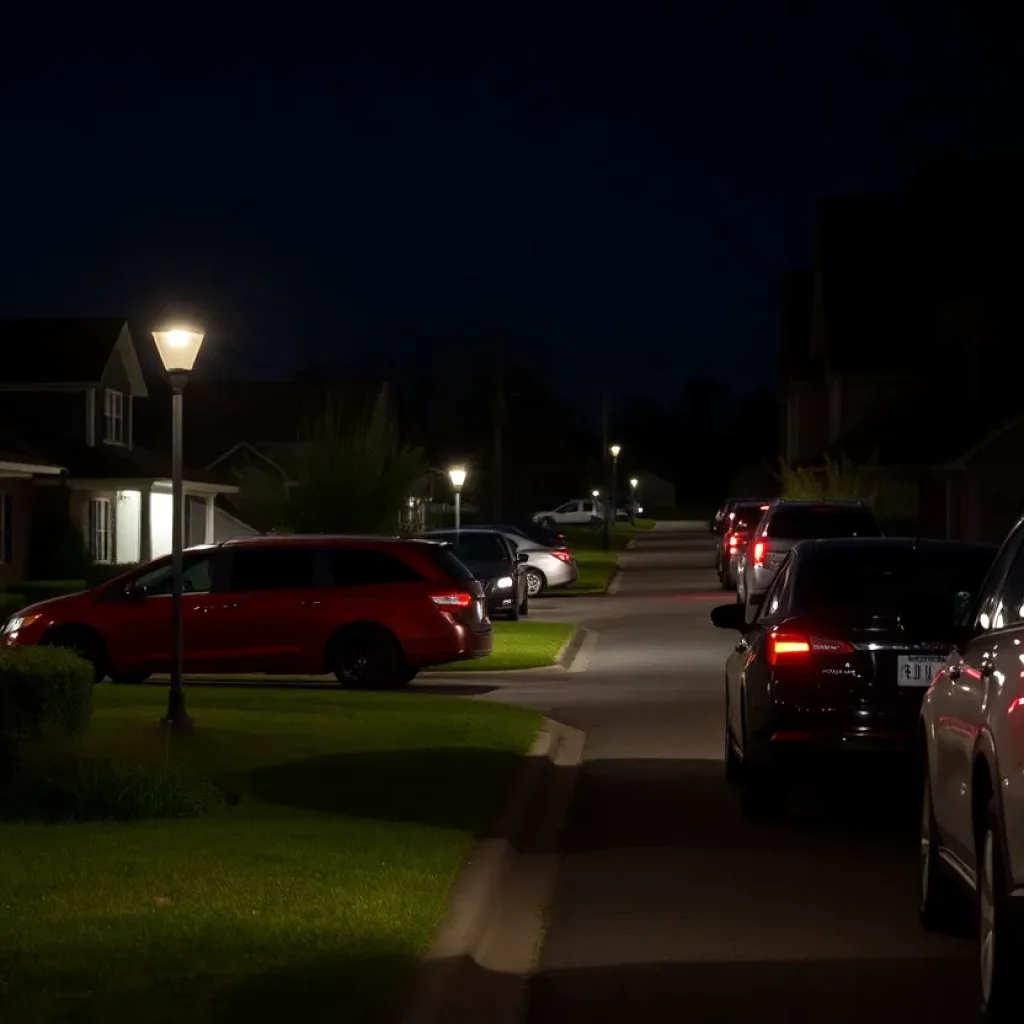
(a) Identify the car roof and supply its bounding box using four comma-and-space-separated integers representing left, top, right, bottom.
221, 534, 440, 549
800, 537, 998, 555
766, 499, 868, 508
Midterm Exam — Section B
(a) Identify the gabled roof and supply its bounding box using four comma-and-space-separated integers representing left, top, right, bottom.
0, 319, 147, 394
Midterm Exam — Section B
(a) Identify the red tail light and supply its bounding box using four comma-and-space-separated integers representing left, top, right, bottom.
431, 591, 473, 608
753, 540, 766, 564
552, 550, 574, 563
767, 630, 854, 666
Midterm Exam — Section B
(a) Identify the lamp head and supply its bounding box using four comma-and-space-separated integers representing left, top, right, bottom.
448, 466, 467, 490
609, 444, 621, 459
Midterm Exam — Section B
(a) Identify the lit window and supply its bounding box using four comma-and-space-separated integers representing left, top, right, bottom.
89, 498, 114, 563
104, 390, 124, 445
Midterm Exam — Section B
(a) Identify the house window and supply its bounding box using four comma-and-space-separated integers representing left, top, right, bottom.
0, 495, 13, 565
104, 389, 125, 445
89, 498, 114, 564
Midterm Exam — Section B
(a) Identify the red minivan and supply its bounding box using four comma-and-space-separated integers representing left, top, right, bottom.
0, 536, 492, 688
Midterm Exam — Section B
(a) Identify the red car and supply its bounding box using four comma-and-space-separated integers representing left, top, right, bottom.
1, 536, 492, 688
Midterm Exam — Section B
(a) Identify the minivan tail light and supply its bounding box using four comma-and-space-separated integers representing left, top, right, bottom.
753, 540, 766, 564
431, 591, 473, 609
767, 630, 854, 666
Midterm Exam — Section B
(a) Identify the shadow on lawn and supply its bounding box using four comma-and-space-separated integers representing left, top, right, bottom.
247, 747, 524, 830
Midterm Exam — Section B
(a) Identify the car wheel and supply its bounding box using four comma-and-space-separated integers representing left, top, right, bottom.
919, 766, 961, 932
42, 627, 107, 684
505, 599, 521, 622
330, 626, 408, 690
525, 568, 546, 597
520, 593, 530, 615
738, 704, 784, 816
978, 801, 1019, 1022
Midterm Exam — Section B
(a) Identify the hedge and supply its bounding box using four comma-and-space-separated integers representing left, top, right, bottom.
0, 646, 95, 741
0, 593, 27, 618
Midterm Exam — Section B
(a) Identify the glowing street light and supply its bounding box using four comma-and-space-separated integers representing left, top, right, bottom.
609, 444, 621, 459
605, 443, 622, 549
448, 466, 467, 537
151, 320, 206, 730
630, 477, 639, 490
592, 489, 600, 498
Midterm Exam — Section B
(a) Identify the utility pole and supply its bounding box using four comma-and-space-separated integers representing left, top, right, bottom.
601, 395, 610, 551
493, 362, 504, 521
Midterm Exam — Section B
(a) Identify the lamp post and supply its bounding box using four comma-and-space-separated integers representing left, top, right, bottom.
448, 466, 467, 539
151, 323, 205, 730
605, 444, 621, 550
629, 477, 639, 525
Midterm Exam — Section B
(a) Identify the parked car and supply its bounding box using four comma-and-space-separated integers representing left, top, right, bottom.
457, 526, 577, 597
919, 515, 1024, 1021
423, 529, 529, 619
0, 536, 494, 688
718, 501, 770, 589
711, 497, 771, 569
532, 499, 603, 527
711, 537, 997, 818
735, 500, 882, 619
488, 520, 569, 550
615, 500, 643, 522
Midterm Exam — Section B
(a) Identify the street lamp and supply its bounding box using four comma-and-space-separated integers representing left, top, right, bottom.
630, 477, 639, 490
151, 322, 205, 730
605, 443, 622, 550
448, 466, 467, 538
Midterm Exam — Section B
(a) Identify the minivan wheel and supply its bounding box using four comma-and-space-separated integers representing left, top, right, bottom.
525, 568, 546, 597
330, 626, 408, 690
42, 627, 107, 684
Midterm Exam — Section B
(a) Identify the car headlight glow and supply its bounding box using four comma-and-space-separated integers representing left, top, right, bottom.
3, 613, 41, 635
495, 576, 514, 589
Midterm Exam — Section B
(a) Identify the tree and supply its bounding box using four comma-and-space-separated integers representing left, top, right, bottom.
235, 388, 427, 534
776, 453, 879, 505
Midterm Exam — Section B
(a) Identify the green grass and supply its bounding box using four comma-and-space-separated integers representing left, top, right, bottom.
426, 620, 575, 672
559, 520, 654, 594
0, 686, 540, 1024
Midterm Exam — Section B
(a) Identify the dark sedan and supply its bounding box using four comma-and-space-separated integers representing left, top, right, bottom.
711, 537, 997, 814
424, 529, 530, 621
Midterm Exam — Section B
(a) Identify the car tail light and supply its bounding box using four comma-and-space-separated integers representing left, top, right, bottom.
767, 630, 854, 667
431, 591, 473, 609
753, 540, 766, 565
552, 550, 574, 563
760, 504, 769, 510
727, 530, 748, 550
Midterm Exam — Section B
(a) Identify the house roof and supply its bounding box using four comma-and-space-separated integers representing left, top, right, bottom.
0, 318, 142, 386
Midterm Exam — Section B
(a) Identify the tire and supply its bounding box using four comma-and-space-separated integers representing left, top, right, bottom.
329, 626, 408, 690
525, 568, 546, 597
110, 671, 151, 685
519, 593, 530, 616
919, 766, 961, 932
978, 801, 1020, 1022
505, 599, 521, 622
42, 627, 107, 684
738, 705, 783, 816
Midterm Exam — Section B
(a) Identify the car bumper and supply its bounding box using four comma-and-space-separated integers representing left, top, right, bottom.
412, 620, 493, 668
544, 560, 578, 589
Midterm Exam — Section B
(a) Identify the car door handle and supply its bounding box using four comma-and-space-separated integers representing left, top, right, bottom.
980, 660, 995, 678
948, 662, 962, 680
197, 602, 240, 612
301, 599, 321, 607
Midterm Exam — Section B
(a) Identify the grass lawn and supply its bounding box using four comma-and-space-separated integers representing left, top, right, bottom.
560, 519, 656, 594
0, 686, 540, 1024
425, 620, 575, 672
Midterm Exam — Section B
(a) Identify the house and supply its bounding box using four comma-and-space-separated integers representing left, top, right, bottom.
780, 190, 1024, 542
0, 319, 240, 579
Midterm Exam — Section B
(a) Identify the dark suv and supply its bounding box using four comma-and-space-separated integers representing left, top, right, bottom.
424, 529, 529, 620
1, 536, 492, 688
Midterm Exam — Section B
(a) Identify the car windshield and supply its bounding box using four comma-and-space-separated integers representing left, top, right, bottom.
433, 533, 507, 563
800, 545, 995, 623
766, 506, 881, 539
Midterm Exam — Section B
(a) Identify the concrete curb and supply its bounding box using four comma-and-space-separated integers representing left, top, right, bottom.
606, 568, 623, 595
555, 625, 586, 670
566, 627, 599, 673
399, 719, 586, 1024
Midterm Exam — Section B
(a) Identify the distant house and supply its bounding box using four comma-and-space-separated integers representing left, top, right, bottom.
780, 193, 1024, 543
0, 319, 240, 580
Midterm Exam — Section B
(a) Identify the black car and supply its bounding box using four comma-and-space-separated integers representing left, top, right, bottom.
711, 537, 997, 814
424, 529, 530, 620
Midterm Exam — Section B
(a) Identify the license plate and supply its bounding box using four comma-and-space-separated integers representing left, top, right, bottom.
897, 655, 945, 687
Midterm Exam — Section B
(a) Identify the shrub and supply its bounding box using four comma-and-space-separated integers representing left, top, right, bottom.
0, 647, 94, 741
17, 580, 88, 604
0, 593, 27, 618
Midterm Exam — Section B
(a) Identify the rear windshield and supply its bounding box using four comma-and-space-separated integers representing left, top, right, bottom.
801, 546, 995, 621
766, 506, 881, 540
422, 545, 476, 582
731, 503, 767, 531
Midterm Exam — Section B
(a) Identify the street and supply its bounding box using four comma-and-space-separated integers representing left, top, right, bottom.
415, 523, 979, 1023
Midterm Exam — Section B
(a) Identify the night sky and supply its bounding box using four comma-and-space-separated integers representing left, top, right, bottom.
2, 6, 1020, 400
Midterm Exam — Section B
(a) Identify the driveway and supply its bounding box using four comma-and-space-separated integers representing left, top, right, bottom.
423, 523, 979, 1023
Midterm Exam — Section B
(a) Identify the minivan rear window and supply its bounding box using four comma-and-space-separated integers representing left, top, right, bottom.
422, 545, 477, 582
767, 506, 881, 540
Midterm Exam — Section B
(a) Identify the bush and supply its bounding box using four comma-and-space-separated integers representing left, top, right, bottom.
17, 580, 88, 604
0, 647, 94, 741
0, 593, 27, 618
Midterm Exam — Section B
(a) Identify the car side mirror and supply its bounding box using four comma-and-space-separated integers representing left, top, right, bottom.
517, 552, 529, 563
710, 603, 747, 632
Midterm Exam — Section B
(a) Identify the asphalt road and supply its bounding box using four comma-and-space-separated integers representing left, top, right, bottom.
420, 523, 981, 1024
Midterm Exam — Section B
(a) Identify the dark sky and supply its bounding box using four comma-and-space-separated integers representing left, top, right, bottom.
2, 5, 1020, 400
